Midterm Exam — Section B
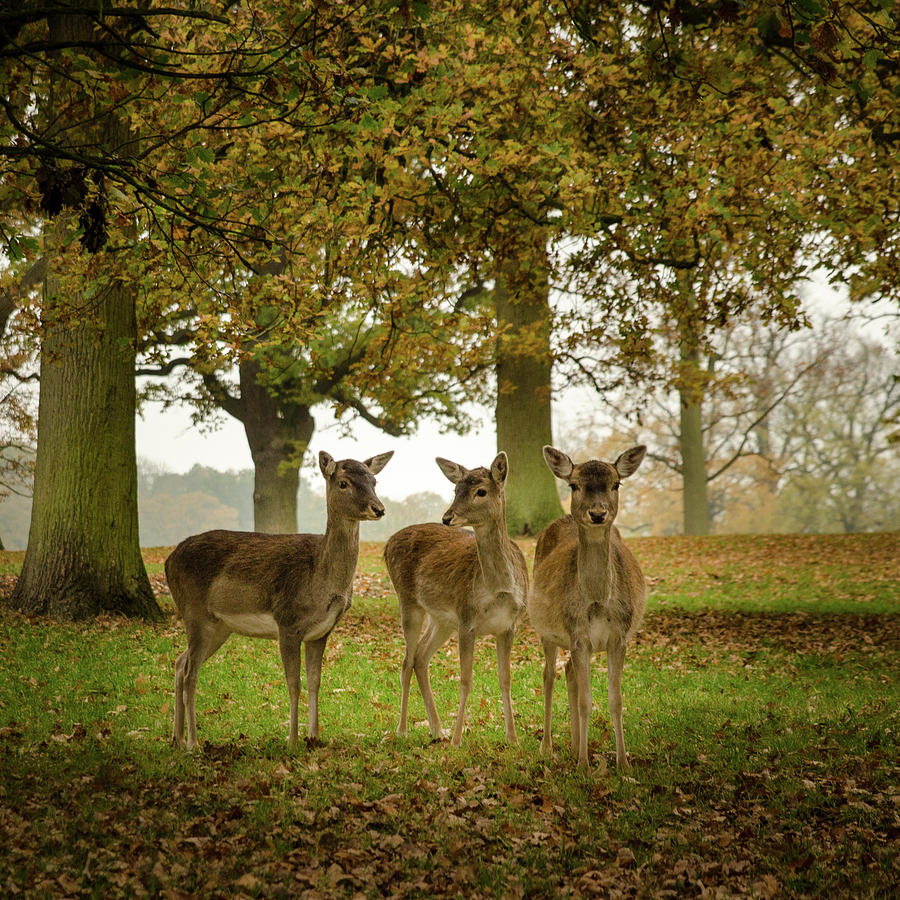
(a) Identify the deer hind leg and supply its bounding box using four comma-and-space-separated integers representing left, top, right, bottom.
304, 635, 327, 742
495, 628, 518, 745
451, 625, 476, 747
173, 649, 188, 747
607, 638, 631, 770
397, 603, 426, 737
178, 621, 230, 750
278, 628, 302, 745
413, 618, 454, 740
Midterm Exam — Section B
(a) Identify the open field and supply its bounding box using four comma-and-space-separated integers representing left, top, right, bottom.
1, 533, 898, 898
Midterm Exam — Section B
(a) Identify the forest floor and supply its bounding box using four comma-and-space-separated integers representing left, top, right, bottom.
1, 532, 898, 898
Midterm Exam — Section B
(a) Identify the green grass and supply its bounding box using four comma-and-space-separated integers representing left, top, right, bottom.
1, 533, 898, 898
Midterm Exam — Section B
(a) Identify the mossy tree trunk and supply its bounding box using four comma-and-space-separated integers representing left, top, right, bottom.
676, 283, 711, 537
494, 235, 563, 536
7, 7, 158, 621
9, 247, 159, 620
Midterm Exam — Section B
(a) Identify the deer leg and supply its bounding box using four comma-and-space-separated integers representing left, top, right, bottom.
278, 628, 302, 744
304, 635, 328, 742
451, 625, 476, 747
179, 623, 230, 750
571, 642, 592, 772
607, 638, 631, 770
495, 628, 518, 744
540, 639, 558, 757
397, 604, 426, 737
413, 619, 454, 740
173, 650, 187, 747
564, 654, 579, 751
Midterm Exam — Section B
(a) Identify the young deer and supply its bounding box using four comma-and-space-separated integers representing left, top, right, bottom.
385, 452, 528, 746
167, 450, 393, 749
527, 444, 647, 772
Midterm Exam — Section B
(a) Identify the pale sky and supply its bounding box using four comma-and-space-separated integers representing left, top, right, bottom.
135, 399, 502, 502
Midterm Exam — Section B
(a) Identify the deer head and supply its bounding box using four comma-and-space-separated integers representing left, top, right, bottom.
543, 445, 646, 528
319, 451, 393, 521
436, 452, 509, 528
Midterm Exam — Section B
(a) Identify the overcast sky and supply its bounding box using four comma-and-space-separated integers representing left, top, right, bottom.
135, 399, 501, 502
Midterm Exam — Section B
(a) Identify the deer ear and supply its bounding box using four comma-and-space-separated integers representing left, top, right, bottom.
319, 451, 337, 478
614, 445, 647, 479
435, 457, 465, 484
543, 446, 574, 480
364, 451, 393, 475
490, 451, 509, 485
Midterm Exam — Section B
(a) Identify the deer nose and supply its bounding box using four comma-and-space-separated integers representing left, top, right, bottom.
372, 505, 385, 518
589, 510, 607, 524
442, 513, 453, 526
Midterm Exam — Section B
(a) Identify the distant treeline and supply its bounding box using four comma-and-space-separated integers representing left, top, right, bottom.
0, 461, 448, 550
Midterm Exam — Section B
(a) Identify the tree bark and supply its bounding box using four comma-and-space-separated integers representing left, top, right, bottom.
6, 8, 159, 620
9, 243, 159, 620
677, 294, 710, 536
494, 236, 563, 536
238, 357, 314, 533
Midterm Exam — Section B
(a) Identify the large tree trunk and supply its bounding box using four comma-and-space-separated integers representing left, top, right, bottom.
676, 288, 710, 536
494, 236, 563, 536
9, 248, 159, 620
239, 358, 314, 533
6, 8, 158, 621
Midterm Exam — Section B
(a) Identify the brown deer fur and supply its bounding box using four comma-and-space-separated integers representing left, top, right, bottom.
167, 450, 392, 749
385, 453, 528, 745
528, 445, 647, 771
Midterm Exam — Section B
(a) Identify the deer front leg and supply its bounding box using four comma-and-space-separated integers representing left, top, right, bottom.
452, 625, 476, 747
540, 639, 558, 757
304, 636, 328, 742
570, 642, 592, 772
607, 637, 631, 770
278, 628, 302, 744
495, 628, 518, 744
413, 619, 454, 740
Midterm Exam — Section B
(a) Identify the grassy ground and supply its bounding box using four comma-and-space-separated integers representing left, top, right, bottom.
1, 532, 898, 898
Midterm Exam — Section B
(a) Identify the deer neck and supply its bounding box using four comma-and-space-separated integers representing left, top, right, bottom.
472, 516, 517, 595
318, 517, 360, 592
575, 523, 613, 600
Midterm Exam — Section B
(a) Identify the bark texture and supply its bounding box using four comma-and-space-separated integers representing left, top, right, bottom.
238, 358, 314, 534
7, 7, 159, 620
9, 263, 159, 620
494, 238, 563, 536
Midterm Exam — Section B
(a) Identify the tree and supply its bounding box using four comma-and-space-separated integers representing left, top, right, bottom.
6, 9, 163, 619
1, 2, 355, 617
772, 329, 900, 533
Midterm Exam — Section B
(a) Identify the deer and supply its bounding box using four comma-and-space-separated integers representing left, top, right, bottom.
384, 452, 528, 746
527, 444, 647, 772
166, 450, 393, 749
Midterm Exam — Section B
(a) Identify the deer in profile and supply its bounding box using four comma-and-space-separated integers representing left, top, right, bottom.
528, 444, 647, 772
385, 452, 528, 746
167, 450, 393, 749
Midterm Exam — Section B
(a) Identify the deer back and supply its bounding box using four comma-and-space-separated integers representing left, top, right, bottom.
167, 530, 334, 630
385, 523, 483, 620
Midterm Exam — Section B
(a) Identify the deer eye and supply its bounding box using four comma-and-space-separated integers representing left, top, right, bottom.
613, 482, 620, 491
569, 483, 578, 492
476, 488, 487, 497
339, 480, 349, 489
